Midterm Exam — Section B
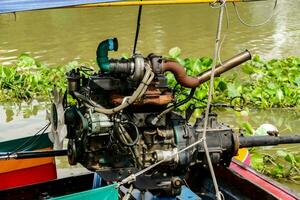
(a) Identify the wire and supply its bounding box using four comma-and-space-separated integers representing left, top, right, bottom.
20, 126, 50, 151
116, 121, 140, 147
151, 88, 195, 125
233, 0, 277, 27
6, 123, 50, 156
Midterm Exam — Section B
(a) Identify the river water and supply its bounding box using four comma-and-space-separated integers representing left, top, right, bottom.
0, 0, 300, 65
0, 0, 300, 196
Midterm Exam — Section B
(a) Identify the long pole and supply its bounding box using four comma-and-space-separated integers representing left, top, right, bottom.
73, 0, 265, 8
133, 1, 143, 54
0, 150, 68, 160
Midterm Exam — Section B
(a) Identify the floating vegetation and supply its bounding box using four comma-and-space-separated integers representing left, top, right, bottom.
0, 53, 78, 101
1, 49, 299, 110
251, 150, 300, 183
168, 47, 300, 110
231, 109, 300, 182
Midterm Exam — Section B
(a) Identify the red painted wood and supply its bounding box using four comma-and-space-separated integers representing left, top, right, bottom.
230, 161, 297, 200
0, 163, 57, 190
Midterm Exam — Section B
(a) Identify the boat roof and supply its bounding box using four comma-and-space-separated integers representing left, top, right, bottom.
0, 0, 120, 14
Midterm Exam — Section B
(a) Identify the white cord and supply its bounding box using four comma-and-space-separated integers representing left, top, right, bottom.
119, 4, 227, 200
233, 0, 277, 27
198, 1, 226, 199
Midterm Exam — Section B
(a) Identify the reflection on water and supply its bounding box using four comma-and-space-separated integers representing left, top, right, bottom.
0, 101, 48, 141
0, 1, 300, 66
217, 108, 300, 135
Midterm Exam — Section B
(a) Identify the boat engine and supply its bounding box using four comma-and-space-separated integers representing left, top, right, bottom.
64, 38, 251, 195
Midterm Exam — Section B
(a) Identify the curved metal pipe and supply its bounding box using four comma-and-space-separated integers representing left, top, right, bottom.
96, 38, 118, 72
162, 61, 200, 88
162, 50, 251, 88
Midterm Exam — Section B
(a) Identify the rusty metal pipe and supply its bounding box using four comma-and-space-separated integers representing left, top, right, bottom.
162, 50, 251, 88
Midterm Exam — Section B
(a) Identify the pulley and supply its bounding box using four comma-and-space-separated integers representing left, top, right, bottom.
48, 87, 67, 150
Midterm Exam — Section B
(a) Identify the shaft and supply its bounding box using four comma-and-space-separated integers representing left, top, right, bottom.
239, 135, 300, 148
0, 150, 68, 160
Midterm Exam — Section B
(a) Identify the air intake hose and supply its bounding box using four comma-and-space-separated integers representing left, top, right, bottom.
96, 38, 118, 72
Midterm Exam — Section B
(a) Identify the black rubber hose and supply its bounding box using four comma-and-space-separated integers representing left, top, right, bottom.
115, 121, 140, 147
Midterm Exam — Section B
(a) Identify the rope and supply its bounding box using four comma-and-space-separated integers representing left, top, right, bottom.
197, 1, 226, 199
118, 4, 227, 200
118, 0, 276, 197
119, 137, 205, 185
233, 0, 277, 27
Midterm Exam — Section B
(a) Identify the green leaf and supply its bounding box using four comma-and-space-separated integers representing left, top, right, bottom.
276, 150, 287, 157
169, 47, 181, 58
294, 77, 300, 86
270, 165, 283, 177
250, 153, 264, 170
285, 153, 297, 165
227, 83, 240, 98
217, 81, 227, 91
239, 122, 254, 135
276, 89, 284, 101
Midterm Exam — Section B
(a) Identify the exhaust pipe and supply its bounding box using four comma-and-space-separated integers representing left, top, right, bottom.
162, 50, 252, 88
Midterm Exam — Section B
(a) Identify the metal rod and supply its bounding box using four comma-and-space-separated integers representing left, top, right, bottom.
73, 0, 266, 8
239, 135, 300, 148
133, 2, 143, 54
0, 150, 68, 160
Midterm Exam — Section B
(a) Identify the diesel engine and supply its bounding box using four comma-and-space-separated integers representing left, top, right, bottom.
63, 38, 251, 194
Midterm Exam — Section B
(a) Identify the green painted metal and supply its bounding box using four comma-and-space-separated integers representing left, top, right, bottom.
96, 38, 118, 72
50, 183, 118, 200
0, 133, 52, 152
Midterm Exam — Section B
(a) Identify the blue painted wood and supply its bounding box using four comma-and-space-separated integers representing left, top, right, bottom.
0, 0, 121, 14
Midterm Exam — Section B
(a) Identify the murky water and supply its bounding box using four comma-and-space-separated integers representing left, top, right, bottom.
0, 0, 300, 66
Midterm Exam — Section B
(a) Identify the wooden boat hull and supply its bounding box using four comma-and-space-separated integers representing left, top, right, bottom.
0, 159, 299, 200
0, 134, 57, 190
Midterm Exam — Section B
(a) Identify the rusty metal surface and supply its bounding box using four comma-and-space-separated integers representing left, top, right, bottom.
110, 87, 173, 106
162, 50, 251, 88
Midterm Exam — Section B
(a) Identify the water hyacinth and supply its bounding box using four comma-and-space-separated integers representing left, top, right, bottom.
0, 54, 79, 101
167, 48, 300, 110
0, 49, 299, 109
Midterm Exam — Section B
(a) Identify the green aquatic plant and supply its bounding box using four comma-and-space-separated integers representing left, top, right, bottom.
0, 49, 299, 109
240, 55, 300, 108
0, 54, 78, 101
168, 47, 300, 109
251, 150, 300, 183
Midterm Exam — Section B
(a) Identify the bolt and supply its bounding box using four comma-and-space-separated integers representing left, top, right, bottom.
174, 179, 181, 187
